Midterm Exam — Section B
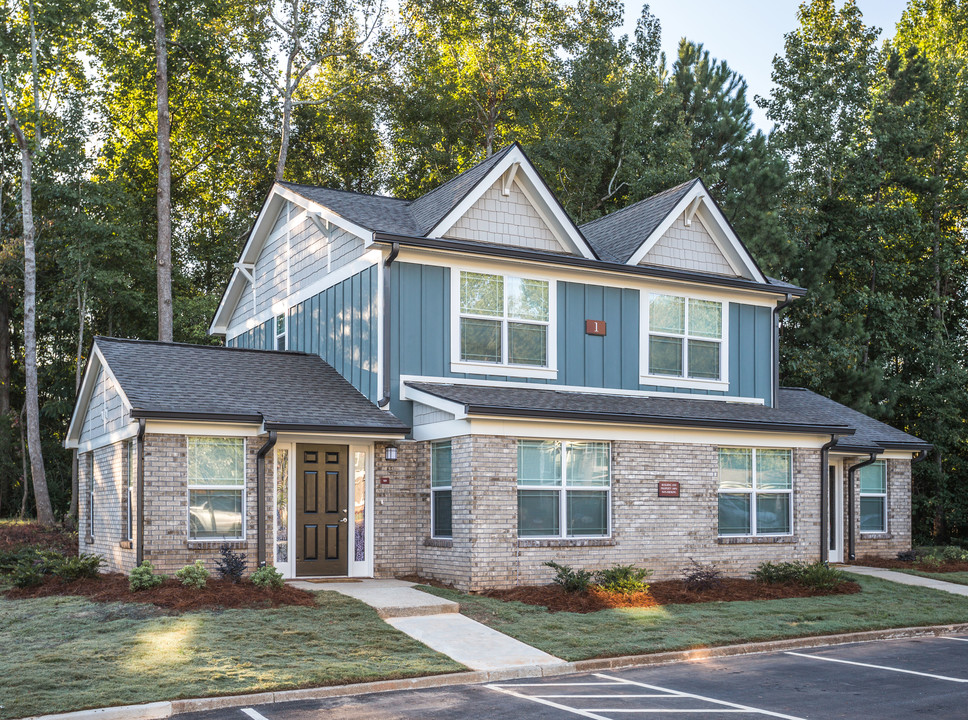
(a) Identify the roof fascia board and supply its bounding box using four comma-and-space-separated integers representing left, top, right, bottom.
400, 382, 469, 418
373, 233, 804, 297
263, 422, 409, 435
65, 348, 103, 445
428, 147, 597, 260
273, 185, 373, 244
130, 410, 265, 423
210, 266, 245, 335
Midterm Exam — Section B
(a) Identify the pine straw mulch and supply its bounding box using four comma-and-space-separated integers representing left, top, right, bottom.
0, 521, 78, 556
3, 573, 318, 612
478, 578, 861, 614
853, 555, 968, 573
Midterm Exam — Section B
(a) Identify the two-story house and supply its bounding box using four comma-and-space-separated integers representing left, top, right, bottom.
66, 144, 929, 590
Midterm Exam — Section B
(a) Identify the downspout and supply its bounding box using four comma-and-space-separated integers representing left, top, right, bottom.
819, 434, 838, 564
772, 293, 795, 409
256, 430, 277, 568
136, 418, 146, 566
846, 452, 880, 562
378, 242, 400, 409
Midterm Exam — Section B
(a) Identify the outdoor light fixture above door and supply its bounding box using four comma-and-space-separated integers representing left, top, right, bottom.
385, 446, 398, 461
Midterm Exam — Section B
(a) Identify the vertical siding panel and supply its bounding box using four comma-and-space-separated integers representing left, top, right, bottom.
556, 282, 567, 384
399, 263, 422, 377
351, 272, 361, 390
621, 288, 640, 390
602, 287, 622, 389
738, 304, 755, 396
564, 282, 584, 386
360, 267, 370, 397
584, 284, 605, 387
421, 266, 441, 376
754, 306, 772, 404
311, 293, 320, 358
728, 303, 741, 397
370, 265, 379, 400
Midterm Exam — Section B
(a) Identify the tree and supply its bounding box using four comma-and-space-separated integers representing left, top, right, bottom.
148, 0, 173, 342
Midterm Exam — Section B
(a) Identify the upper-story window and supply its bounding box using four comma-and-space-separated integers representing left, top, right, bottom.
453, 270, 556, 378
644, 293, 725, 387
275, 314, 287, 351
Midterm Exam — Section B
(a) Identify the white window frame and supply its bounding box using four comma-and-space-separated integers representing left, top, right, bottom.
88, 453, 95, 539
126, 439, 135, 542
430, 441, 452, 539
450, 266, 558, 380
717, 447, 794, 538
641, 290, 729, 391
275, 313, 287, 351
516, 440, 611, 539
187, 437, 247, 542
859, 460, 888, 534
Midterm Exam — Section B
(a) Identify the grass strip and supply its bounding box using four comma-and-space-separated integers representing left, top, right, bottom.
0, 590, 463, 719
419, 575, 968, 662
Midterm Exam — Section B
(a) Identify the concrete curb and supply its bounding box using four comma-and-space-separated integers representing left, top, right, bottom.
24, 622, 968, 720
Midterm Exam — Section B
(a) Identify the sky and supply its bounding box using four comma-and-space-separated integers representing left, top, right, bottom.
621, 0, 910, 131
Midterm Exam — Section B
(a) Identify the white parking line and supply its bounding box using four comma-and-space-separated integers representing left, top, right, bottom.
240, 709, 270, 720
939, 636, 968, 642
486, 684, 613, 720
785, 651, 968, 682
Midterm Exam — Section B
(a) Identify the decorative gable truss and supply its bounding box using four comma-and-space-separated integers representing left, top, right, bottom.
66, 344, 136, 452
629, 181, 766, 283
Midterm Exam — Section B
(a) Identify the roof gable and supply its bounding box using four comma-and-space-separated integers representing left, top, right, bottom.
640, 211, 738, 276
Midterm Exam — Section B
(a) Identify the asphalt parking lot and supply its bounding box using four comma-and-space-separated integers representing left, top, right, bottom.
179, 634, 968, 719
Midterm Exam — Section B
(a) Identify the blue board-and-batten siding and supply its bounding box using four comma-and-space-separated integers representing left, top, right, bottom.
227, 318, 274, 350
286, 265, 379, 402
387, 262, 774, 424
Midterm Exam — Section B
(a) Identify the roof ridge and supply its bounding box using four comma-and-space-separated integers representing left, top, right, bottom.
579, 178, 700, 230
409, 143, 517, 211
94, 336, 313, 357
278, 181, 410, 204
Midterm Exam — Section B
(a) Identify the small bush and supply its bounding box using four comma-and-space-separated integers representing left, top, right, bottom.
941, 546, 968, 562
752, 560, 846, 590
751, 561, 806, 584
129, 561, 165, 591
681, 559, 724, 592
251, 565, 285, 590
215, 545, 246, 583
55, 554, 103, 581
595, 565, 652, 595
175, 560, 209, 589
544, 561, 592, 593
11, 558, 45, 588
896, 549, 923, 562
920, 554, 944, 568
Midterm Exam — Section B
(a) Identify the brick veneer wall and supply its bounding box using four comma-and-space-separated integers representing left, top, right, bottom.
79, 441, 136, 573
845, 457, 911, 558
371, 436, 912, 592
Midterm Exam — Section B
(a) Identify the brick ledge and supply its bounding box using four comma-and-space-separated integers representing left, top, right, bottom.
717, 536, 796, 545
518, 538, 617, 548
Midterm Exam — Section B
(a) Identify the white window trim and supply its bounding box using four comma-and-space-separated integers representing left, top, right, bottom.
187, 437, 247, 542
275, 313, 287, 351
430, 441, 453, 540
516, 440, 611, 540
126, 439, 135, 542
88, 453, 95, 539
450, 266, 558, 380
859, 460, 889, 535
718, 448, 794, 538
640, 290, 729, 391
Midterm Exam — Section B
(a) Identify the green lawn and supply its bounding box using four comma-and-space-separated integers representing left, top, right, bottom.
901, 569, 968, 586
419, 575, 968, 662
0, 591, 463, 719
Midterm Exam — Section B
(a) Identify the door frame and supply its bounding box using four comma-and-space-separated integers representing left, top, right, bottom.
271, 438, 375, 579
828, 462, 844, 564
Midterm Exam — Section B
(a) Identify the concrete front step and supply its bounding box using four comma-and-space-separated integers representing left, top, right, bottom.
289, 578, 460, 618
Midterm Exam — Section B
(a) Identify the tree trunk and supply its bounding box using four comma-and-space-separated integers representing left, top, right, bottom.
275, 92, 292, 181
28, 0, 42, 147
0, 294, 10, 417
149, 0, 173, 343
19, 406, 29, 519
69, 284, 86, 521
0, 78, 54, 525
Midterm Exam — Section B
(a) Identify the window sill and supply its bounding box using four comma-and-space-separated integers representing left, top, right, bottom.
860, 532, 891, 539
84, 536, 94, 545
640, 375, 728, 392
717, 535, 795, 545
518, 538, 616, 548
424, 537, 453, 548
451, 361, 557, 380
118, 540, 133, 549
187, 540, 248, 548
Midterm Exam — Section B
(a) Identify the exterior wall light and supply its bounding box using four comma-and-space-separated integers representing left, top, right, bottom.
385, 446, 398, 461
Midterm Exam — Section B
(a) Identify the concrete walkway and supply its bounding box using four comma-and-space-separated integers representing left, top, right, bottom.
290, 578, 563, 671
843, 565, 968, 597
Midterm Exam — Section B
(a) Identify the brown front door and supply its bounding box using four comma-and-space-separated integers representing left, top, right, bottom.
296, 444, 349, 576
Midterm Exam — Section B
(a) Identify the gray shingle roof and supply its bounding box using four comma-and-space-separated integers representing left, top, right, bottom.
95, 337, 407, 433
405, 381, 928, 449
579, 179, 700, 263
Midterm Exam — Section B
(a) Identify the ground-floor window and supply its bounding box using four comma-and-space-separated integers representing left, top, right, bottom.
431, 441, 452, 538
859, 460, 887, 533
517, 440, 610, 538
188, 437, 245, 540
88, 453, 95, 538
125, 439, 135, 541
718, 448, 793, 536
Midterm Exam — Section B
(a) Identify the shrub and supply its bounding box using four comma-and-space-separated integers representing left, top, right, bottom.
544, 561, 592, 593
129, 561, 165, 591
215, 544, 247, 583
681, 559, 724, 592
751, 561, 806, 584
251, 565, 285, 590
752, 560, 846, 590
920, 554, 943, 568
941, 546, 968, 562
55, 554, 103, 581
175, 560, 209, 589
896, 549, 924, 562
595, 565, 652, 595
11, 558, 45, 588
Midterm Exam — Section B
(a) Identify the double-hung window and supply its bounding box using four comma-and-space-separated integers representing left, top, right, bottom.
517, 440, 610, 538
126, 439, 135, 542
646, 294, 724, 382
431, 441, 452, 539
275, 314, 287, 351
457, 270, 551, 371
718, 448, 792, 536
188, 437, 245, 540
88, 454, 95, 539
859, 461, 887, 533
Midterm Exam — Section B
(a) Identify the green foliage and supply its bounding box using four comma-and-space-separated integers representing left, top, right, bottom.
129, 562, 165, 592
752, 561, 846, 591
54, 554, 103, 581
543, 561, 592, 593
251, 565, 285, 590
681, 559, 724, 591
594, 565, 652, 595
174, 560, 209, 589
11, 559, 46, 588
215, 545, 246, 583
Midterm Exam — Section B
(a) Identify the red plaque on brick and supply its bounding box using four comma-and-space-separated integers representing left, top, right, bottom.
657, 481, 680, 497
585, 319, 606, 336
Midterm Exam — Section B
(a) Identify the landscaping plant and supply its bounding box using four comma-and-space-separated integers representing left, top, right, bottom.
55, 554, 103, 581
215, 544, 246, 583
752, 561, 846, 591
543, 561, 592, 592
251, 565, 285, 590
129, 561, 165, 591
11, 558, 45, 588
175, 560, 209, 589
595, 565, 652, 595
681, 559, 724, 592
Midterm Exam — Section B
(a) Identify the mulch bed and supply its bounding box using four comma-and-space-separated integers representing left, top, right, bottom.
3, 573, 318, 611
0, 522, 77, 556
853, 555, 968, 573
480, 578, 861, 614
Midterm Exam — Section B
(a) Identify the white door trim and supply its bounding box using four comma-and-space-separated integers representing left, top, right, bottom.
828, 462, 844, 563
